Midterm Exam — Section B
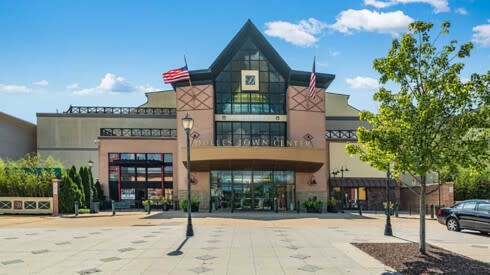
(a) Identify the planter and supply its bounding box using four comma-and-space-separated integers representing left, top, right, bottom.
306, 207, 322, 213
327, 205, 337, 213
162, 204, 169, 211
183, 205, 199, 212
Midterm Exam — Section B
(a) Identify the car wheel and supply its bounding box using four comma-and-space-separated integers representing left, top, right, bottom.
447, 218, 460, 231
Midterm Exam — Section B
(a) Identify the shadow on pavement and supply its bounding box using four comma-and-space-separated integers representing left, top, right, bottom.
141, 211, 376, 221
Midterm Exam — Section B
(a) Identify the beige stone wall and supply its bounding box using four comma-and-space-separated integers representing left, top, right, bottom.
325, 92, 360, 117
97, 138, 178, 199
328, 142, 385, 178
0, 112, 36, 160
36, 115, 176, 179
140, 90, 176, 108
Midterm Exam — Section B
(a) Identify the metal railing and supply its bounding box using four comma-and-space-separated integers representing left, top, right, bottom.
64, 106, 176, 116
100, 128, 177, 138
325, 130, 357, 140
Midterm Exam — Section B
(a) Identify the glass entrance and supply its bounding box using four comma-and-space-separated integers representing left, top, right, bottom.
210, 170, 295, 211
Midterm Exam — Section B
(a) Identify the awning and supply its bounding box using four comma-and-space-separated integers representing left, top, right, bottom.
329, 177, 397, 188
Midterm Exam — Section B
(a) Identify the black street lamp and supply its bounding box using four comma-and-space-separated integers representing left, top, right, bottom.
88, 160, 94, 213
332, 166, 349, 213
182, 113, 194, 237
384, 164, 393, 236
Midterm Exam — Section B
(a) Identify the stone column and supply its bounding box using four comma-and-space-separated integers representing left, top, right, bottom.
52, 179, 61, 216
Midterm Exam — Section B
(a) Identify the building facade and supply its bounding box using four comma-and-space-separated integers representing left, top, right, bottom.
0, 112, 36, 160
35, 20, 402, 210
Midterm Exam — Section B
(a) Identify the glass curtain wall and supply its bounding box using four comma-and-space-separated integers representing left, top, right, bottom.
108, 152, 173, 208
210, 171, 295, 211
214, 39, 286, 115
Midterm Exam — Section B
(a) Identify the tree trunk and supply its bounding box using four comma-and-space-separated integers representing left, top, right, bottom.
419, 174, 426, 254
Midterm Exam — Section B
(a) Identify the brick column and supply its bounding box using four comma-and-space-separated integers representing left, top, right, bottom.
52, 179, 61, 216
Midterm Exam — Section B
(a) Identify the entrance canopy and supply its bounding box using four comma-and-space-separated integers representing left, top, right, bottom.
182, 146, 325, 172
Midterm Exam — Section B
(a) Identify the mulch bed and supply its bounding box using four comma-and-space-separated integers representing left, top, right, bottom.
352, 242, 490, 275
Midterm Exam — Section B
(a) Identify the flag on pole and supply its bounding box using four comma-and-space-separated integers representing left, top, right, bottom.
162, 57, 191, 84
308, 57, 317, 98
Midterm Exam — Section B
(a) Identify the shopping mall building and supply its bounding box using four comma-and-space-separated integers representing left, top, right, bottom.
22, 21, 451, 211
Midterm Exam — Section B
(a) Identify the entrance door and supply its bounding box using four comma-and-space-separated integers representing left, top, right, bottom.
136, 189, 146, 208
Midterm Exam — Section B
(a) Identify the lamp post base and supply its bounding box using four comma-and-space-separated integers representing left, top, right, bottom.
384, 223, 393, 236
186, 222, 194, 237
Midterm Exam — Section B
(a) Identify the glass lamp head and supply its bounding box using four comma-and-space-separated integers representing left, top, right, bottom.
182, 113, 194, 131
88, 160, 94, 167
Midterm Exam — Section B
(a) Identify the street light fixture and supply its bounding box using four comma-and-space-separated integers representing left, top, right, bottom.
182, 113, 194, 237
384, 164, 393, 236
331, 166, 349, 213
88, 160, 94, 213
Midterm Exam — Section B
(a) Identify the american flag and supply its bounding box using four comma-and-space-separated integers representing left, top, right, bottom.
162, 65, 190, 84
308, 57, 317, 98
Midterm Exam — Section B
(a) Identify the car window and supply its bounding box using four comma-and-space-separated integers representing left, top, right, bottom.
462, 201, 477, 211
453, 203, 463, 210
477, 202, 490, 213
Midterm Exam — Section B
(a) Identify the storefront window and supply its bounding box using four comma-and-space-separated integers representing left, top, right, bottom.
216, 121, 286, 147
147, 167, 162, 182
121, 153, 135, 160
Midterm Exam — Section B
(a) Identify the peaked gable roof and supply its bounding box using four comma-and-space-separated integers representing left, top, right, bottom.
173, 20, 335, 89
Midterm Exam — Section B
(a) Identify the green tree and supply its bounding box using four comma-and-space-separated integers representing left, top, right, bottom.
94, 179, 105, 202
59, 175, 82, 213
68, 165, 85, 207
79, 166, 91, 208
347, 21, 490, 253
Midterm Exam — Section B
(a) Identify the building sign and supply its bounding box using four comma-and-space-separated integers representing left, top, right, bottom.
121, 189, 135, 200
193, 139, 313, 147
241, 70, 259, 91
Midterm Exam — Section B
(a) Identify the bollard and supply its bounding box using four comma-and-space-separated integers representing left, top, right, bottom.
147, 203, 151, 214
209, 200, 212, 213
275, 198, 278, 213
74, 201, 79, 217
430, 204, 434, 219
409, 205, 411, 216
296, 200, 300, 213
395, 202, 399, 217
358, 203, 363, 216
111, 200, 116, 216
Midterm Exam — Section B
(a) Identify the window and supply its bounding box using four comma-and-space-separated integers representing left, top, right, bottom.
462, 201, 477, 211
136, 167, 146, 182
477, 202, 490, 212
358, 187, 367, 201
147, 154, 161, 161
136, 153, 146, 160
121, 153, 135, 160
120, 167, 136, 182
214, 39, 286, 115
148, 167, 162, 182
109, 166, 119, 181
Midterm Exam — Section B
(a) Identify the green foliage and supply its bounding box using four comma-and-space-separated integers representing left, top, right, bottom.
0, 153, 63, 197
59, 175, 82, 213
302, 197, 323, 212
327, 198, 337, 212
345, 20, 489, 253
68, 165, 85, 207
180, 199, 200, 210
453, 167, 490, 200
79, 166, 91, 208
94, 179, 105, 202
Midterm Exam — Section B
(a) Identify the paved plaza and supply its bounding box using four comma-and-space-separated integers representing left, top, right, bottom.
0, 212, 489, 275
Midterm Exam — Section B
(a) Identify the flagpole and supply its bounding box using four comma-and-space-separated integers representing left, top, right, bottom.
184, 55, 193, 87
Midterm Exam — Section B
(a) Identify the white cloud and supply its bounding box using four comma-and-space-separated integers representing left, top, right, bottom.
33, 79, 48, 86
0, 84, 31, 93
472, 21, 490, 47
329, 51, 341, 57
364, 0, 449, 13
72, 73, 156, 95
346, 76, 380, 89
329, 9, 414, 36
66, 83, 80, 90
264, 18, 327, 47
455, 8, 468, 15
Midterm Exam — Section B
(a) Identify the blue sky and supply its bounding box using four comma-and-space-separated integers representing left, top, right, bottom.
1, 0, 489, 123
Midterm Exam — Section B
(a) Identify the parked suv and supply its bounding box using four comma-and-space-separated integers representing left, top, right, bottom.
437, 199, 490, 234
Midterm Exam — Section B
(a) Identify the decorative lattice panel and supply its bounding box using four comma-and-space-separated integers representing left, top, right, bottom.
24, 201, 37, 209
38, 201, 51, 210
0, 201, 12, 209
177, 85, 213, 111
289, 86, 325, 112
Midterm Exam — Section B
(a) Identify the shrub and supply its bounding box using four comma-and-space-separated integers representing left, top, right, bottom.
94, 179, 105, 202
327, 198, 337, 212
180, 199, 200, 212
68, 165, 85, 207
59, 175, 81, 213
302, 197, 323, 213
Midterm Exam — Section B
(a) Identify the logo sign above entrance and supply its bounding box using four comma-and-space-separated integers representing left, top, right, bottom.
241, 70, 259, 91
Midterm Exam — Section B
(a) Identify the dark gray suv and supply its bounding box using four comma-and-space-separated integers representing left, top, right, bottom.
436, 199, 490, 234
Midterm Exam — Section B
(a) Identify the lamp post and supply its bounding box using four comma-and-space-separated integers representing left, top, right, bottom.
88, 160, 94, 213
182, 113, 194, 237
384, 164, 393, 236
332, 166, 349, 213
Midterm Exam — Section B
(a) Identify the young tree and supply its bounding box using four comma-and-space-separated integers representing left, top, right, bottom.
68, 165, 85, 207
347, 21, 489, 254
79, 166, 91, 208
